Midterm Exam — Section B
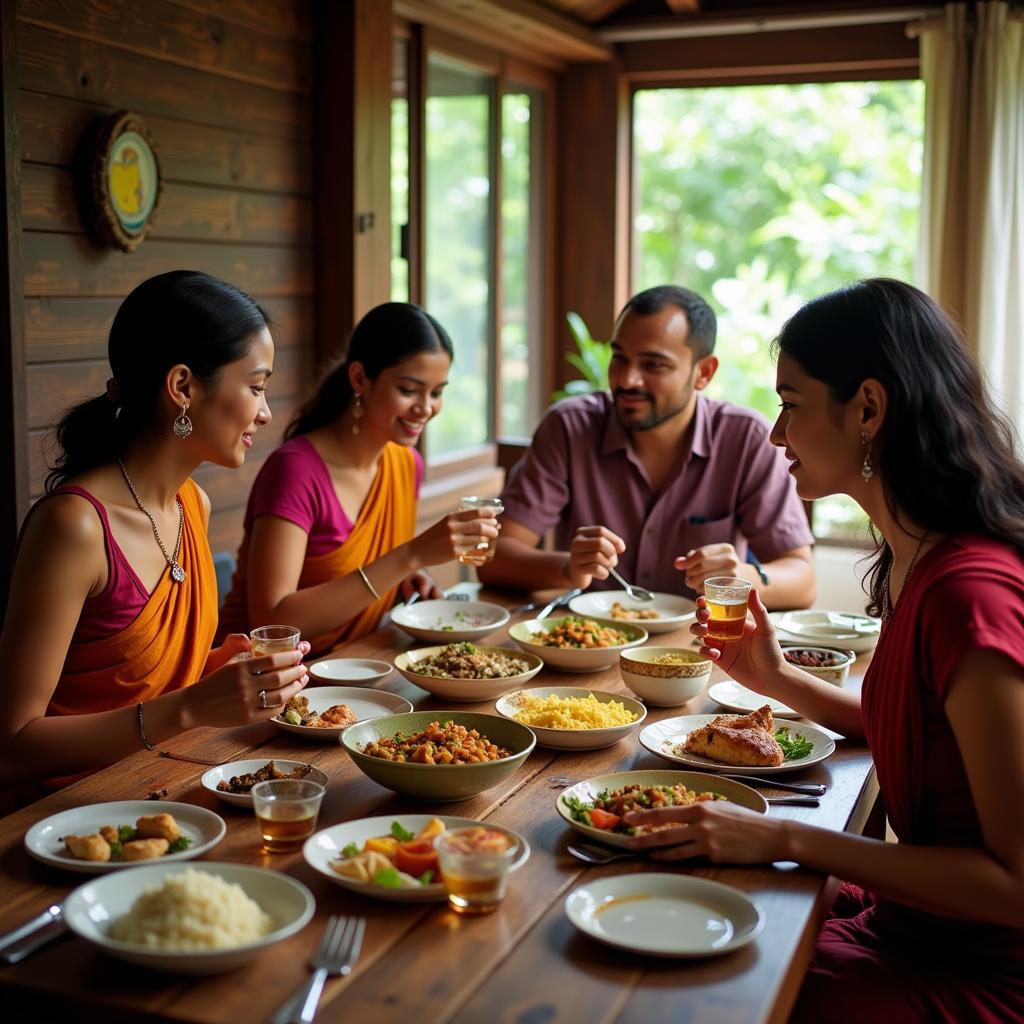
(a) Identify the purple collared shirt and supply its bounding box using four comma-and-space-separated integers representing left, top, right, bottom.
500, 392, 813, 597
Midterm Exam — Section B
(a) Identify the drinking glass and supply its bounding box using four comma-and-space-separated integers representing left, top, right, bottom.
704, 577, 752, 643
250, 625, 301, 657
435, 826, 519, 914
251, 779, 325, 853
458, 497, 504, 567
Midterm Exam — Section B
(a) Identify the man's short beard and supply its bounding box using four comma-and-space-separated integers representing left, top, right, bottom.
614, 386, 693, 432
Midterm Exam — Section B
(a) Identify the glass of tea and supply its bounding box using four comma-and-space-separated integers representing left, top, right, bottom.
704, 576, 752, 643
434, 826, 519, 915
250, 625, 301, 657
457, 497, 504, 567
251, 779, 325, 853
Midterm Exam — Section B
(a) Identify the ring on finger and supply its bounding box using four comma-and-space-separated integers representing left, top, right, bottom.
257, 689, 270, 710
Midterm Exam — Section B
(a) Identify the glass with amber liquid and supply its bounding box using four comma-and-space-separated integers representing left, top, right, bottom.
435, 826, 521, 915
457, 497, 503, 567
704, 577, 752, 643
251, 779, 324, 853
249, 624, 301, 657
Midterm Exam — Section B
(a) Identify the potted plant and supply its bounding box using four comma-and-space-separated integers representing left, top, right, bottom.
551, 312, 611, 403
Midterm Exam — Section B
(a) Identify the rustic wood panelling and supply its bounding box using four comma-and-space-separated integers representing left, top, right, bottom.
18, 0, 312, 94
19, 92, 312, 194
14, 0, 317, 563
24, 295, 312, 363
17, 22, 311, 140
21, 163, 313, 245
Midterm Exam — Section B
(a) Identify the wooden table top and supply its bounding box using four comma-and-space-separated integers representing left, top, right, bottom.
0, 597, 876, 1024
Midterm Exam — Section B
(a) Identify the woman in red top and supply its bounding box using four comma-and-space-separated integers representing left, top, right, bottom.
627, 279, 1024, 1022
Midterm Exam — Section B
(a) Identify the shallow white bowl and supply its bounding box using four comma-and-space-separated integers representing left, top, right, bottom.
507, 617, 647, 673
494, 687, 647, 750
303, 814, 529, 903
271, 686, 413, 741
393, 644, 542, 701
308, 658, 392, 685
771, 610, 880, 654
619, 647, 712, 707
391, 599, 511, 643
568, 590, 696, 635
63, 862, 315, 974
201, 760, 329, 808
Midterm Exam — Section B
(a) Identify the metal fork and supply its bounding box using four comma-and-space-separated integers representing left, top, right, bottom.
608, 566, 655, 602
269, 915, 366, 1024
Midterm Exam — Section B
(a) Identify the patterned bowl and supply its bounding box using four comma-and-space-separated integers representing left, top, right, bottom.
619, 647, 712, 707
781, 646, 854, 687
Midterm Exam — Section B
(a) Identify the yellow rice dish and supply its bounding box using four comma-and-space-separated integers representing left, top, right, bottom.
108, 868, 275, 951
511, 693, 638, 731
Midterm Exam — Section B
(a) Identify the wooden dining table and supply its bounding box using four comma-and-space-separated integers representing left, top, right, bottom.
0, 590, 878, 1023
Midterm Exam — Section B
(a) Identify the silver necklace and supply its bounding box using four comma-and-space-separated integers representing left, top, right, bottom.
882, 532, 927, 621
118, 459, 186, 583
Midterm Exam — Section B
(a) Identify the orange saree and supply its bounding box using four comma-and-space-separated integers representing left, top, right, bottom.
47, 479, 219, 717
221, 442, 418, 655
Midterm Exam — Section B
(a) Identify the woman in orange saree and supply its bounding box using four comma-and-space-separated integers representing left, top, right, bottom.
0, 272, 309, 786
218, 302, 500, 655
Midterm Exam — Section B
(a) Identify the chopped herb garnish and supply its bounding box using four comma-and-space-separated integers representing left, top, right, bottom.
117, 824, 137, 843
341, 841, 360, 858
371, 866, 405, 888
391, 821, 415, 842
168, 835, 191, 854
418, 870, 435, 886
775, 728, 814, 761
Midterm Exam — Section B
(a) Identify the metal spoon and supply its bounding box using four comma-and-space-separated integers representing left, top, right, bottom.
567, 842, 634, 865
721, 774, 826, 796
608, 567, 655, 602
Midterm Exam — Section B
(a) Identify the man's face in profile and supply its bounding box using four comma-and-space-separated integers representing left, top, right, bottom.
609, 306, 701, 432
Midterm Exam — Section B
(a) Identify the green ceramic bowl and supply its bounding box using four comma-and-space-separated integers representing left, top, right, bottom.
508, 616, 648, 673
340, 711, 537, 802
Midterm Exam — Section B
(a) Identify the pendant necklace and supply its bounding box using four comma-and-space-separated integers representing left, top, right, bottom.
118, 459, 186, 583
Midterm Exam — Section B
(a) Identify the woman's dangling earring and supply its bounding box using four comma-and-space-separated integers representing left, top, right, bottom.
861, 431, 874, 482
351, 393, 364, 435
173, 400, 193, 439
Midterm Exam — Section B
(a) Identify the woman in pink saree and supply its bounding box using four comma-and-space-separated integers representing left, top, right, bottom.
625, 280, 1024, 1023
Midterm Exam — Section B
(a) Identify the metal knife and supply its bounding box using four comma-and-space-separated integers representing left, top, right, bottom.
721, 774, 826, 795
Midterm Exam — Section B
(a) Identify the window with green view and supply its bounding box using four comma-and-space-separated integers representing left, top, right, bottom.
633, 81, 925, 541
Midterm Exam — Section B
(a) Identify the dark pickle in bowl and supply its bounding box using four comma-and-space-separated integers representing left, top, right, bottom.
783, 649, 846, 668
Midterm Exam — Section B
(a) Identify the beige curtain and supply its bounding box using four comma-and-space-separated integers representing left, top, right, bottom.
915, 3, 1024, 439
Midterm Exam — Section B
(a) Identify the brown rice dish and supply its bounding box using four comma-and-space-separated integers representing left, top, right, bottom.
108, 868, 274, 950
360, 719, 511, 764
412, 642, 528, 679
532, 617, 631, 649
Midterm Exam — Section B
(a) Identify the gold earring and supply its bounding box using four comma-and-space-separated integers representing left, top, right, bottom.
173, 400, 193, 438
861, 432, 874, 482
351, 393, 364, 435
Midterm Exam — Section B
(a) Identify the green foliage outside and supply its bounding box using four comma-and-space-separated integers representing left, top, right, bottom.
632, 81, 925, 538
551, 311, 612, 402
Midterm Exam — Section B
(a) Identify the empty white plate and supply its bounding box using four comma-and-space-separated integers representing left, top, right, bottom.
708, 680, 799, 719
24, 801, 226, 874
271, 686, 413, 741
565, 873, 764, 957
309, 658, 392, 684
391, 599, 510, 643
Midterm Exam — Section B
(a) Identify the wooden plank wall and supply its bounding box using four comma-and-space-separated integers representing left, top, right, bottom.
15, 0, 315, 557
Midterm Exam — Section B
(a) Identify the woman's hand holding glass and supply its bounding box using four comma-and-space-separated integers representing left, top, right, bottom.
410, 507, 501, 569
692, 589, 786, 693
185, 644, 310, 728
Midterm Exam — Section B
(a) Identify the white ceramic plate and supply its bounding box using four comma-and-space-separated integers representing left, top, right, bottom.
494, 687, 647, 750
304, 814, 529, 903
568, 590, 697, 635
555, 770, 767, 849
24, 801, 226, 874
63, 861, 315, 974
391, 599, 511, 643
771, 610, 880, 654
200, 760, 329, 808
271, 686, 413, 741
707, 680, 799, 719
508, 617, 647, 673
308, 658, 393, 685
565, 873, 764, 958
639, 714, 835, 775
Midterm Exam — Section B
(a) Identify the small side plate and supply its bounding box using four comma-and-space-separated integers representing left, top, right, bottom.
201, 760, 329, 808
271, 686, 413, 741
309, 658, 393, 685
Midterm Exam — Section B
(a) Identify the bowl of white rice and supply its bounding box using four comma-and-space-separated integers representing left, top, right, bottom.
63, 863, 315, 974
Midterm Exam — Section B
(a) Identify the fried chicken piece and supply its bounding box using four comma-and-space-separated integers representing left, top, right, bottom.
63, 833, 111, 862
136, 813, 181, 842
283, 695, 312, 718
683, 723, 783, 767
120, 838, 170, 861
316, 704, 357, 728
708, 704, 775, 734
99, 825, 119, 844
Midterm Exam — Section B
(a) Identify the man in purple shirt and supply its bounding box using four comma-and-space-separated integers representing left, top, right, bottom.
478, 285, 816, 608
